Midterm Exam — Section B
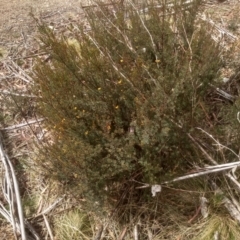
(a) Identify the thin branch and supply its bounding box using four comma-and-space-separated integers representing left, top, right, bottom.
86, 1, 135, 52
133, 224, 138, 240
84, 31, 135, 88
127, 0, 156, 51
196, 127, 240, 159
1, 118, 45, 131
0, 132, 27, 240
43, 214, 54, 240
0, 89, 39, 98
24, 221, 41, 240
4, 60, 33, 83
163, 163, 240, 184
180, 15, 193, 73
188, 133, 240, 194
32, 195, 65, 219
215, 88, 235, 101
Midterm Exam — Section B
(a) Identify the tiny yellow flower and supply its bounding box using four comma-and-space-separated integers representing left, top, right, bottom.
120, 59, 124, 63
74, 107, 77, 110
98, 87, 101, 91
73, 95, 76, 98
85, 131, 88, 135
115, 105, 119, 109
155, 59, 161, 63
118, 79, 122, 84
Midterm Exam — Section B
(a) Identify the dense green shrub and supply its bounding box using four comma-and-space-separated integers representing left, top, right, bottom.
33, 0, 223, 206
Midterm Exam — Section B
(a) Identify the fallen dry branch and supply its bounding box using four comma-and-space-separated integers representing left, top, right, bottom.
1, 117, 45, 131
0, 89, 39, 98
0, 131, 27, 239
0, 132, 41, 240
162, 161, 240, 184
31, 194, 66, 219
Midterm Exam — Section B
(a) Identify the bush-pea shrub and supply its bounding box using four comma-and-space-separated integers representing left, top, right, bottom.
33, 0, 223, 207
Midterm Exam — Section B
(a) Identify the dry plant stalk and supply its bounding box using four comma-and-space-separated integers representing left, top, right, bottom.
1, 118, 45, 131
0, 133, 41, 240
0, 132, 27, 239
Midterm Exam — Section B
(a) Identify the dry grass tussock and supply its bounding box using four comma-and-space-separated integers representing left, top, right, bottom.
1, 0, 240, 239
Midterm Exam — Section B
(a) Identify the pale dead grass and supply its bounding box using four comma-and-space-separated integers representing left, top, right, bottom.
203, 0, 240, 78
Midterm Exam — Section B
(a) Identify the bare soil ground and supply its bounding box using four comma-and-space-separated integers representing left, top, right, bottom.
0, 0, 240, 239
0, 0, 88, 58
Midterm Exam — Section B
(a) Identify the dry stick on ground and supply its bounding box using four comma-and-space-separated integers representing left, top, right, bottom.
0, 132, 27, 240
0, 132, 41, 240
0, 89, 39, 98
43, 214, 54, 240
133, 224, 138, 240
164, 131, 240, 223
30, 194, 66, 219
187, 134, 239, 185
162, 162, 240, 184
1, 117, 45, 131
135, 120, 240, 222
4, 60, 33, 83
117, 226, 127, 240
187, 133, 240, 222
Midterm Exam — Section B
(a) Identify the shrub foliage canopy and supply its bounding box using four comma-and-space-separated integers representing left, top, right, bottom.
33, 0, 223, 206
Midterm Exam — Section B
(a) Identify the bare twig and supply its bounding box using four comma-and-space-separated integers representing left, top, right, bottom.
43, 214, 54, 240
1, 118, 45, 131
85, 1, 135, 52
163, 162, 240, 184
127, 0, 156, 51
4, 60, 33, 83
215, 88, 235, 101
197, 127, 240, 159
188, 133, 240, 195
0, 89, 39, 98
37, 195, 65, 217
133, 224, 138, 240
188, 205, 201, 223
0, 132, 27, 240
